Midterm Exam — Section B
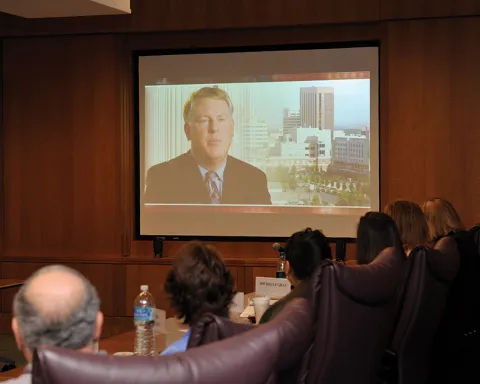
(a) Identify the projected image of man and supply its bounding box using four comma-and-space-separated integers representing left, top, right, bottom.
144, 86, 272, 205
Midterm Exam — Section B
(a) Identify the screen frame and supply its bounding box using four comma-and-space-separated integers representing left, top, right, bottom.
133, 41, 380, 243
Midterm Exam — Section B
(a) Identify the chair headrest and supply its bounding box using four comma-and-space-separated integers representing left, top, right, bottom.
313, 247, 405, 306
410, 245, 459, 284
33, 298, 313, 384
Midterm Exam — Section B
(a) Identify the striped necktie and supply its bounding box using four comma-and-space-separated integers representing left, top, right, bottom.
205, 171, 221, 204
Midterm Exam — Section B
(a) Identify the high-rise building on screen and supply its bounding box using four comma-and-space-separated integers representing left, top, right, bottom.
300, 87, 334, 131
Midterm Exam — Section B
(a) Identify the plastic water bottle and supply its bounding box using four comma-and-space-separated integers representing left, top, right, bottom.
276, 251, 286, 278
133, 285, 156, 356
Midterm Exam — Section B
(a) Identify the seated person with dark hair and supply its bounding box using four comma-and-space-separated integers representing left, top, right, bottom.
161, 241, 235, 355
259, 228, 332, 324
356, 211, 406, 265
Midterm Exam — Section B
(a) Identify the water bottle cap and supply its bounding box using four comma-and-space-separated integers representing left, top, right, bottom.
140, 285, 149, 291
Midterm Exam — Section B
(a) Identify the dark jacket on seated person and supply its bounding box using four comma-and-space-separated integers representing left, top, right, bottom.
259, 228, 332, 324
259, 280, 311, 324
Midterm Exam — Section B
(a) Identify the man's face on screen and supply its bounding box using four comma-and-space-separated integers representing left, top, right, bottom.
185, 97, 234, 169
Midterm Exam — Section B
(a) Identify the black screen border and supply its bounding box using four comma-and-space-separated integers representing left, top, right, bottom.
133, 40, 380, 243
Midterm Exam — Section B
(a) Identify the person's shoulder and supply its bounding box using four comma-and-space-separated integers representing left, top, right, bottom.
160, 329, 191, 356
259, 299, 284, 324
147, 153, 192, 177
260, 287, 304, 324
227, 156, 267, 178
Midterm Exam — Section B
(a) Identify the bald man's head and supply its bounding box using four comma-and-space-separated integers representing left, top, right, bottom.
12, 265, 102, 358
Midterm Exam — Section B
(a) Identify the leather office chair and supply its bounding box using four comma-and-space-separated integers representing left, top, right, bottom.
32, 298, 313, 384
0, 357, 16, 372
384, 246, 459, 384
305, 247, 405, 384
469, 225, 480, 255
428, 233, 480, 383
188, 308, 313, 384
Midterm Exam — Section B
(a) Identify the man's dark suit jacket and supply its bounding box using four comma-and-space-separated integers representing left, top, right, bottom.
144, 152, 272, 205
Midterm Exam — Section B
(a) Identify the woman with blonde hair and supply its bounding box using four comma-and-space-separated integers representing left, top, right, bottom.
421, 197, 464, 243
384, 200, 430, 255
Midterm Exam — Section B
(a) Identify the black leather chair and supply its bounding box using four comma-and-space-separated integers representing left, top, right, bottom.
428, 232, 480, 383
188, 310, 312, 384
469, 225, 480, 255
32, 298, 313, 384
0, 357, 16, 372
384, 245, 459, 384
305, 247, 405, 384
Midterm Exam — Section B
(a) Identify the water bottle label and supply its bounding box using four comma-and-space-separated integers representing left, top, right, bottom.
134, 306, 154, 322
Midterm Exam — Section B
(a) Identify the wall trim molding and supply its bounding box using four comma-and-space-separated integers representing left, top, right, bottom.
119, 34, 133, 257
0, 257, 277, 267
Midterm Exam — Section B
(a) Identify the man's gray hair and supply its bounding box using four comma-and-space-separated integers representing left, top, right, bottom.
13, 265, 100, 351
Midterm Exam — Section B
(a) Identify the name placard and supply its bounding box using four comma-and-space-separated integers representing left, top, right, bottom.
255, 277, 291, 299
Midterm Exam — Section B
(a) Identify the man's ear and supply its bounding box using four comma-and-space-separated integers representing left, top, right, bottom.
94, 311, 104, 341
12, 317, 24, 351
184, 123, 191, 141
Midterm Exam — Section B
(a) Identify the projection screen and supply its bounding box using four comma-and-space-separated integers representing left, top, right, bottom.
137, 46, 379, 238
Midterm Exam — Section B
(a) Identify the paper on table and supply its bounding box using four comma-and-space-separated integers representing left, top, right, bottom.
239, 300, 278, 318
154, 309, 167, 334
230, 292, 245, 313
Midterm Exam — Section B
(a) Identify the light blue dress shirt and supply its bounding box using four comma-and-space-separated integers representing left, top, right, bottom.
198, 161, 227, 197
160, 329, 191, 356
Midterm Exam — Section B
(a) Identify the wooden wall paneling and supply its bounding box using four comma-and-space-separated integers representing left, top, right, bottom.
129, 0, 379, 32
379, 21, 390, 210
125, 265, 173, 317
384, 17, 480, 226
0, 262, 127, 317
131, 239, 279, 260
345, 243, 356, 261
244, 266, 277, 294
0, 12, 26, 37
381, 0, 480, 20
125, 264, 254, 319
101, 316, 134, 339
227, 266, 239, 292
119, 34, 133, 257
0, 312, 12, 334
0, 38, 4, 314
236, 265, 246, 294
127, 23, 381, 53
1, 35, 124, 260
1, 0, 379, 37
131, 240, 357, 263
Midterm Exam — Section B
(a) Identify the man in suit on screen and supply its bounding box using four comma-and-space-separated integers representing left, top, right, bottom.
144, 86, 272, 205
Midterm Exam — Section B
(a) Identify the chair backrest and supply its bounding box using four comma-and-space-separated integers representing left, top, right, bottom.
436, 232, 480, 332
389, 245, 459, 384
32, 299, 313, 384
428, 232, 480, 383
188, 314, 254, 348
306, 247, 405, 384
188, 312, 311, 384
468, 225, 480, 256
